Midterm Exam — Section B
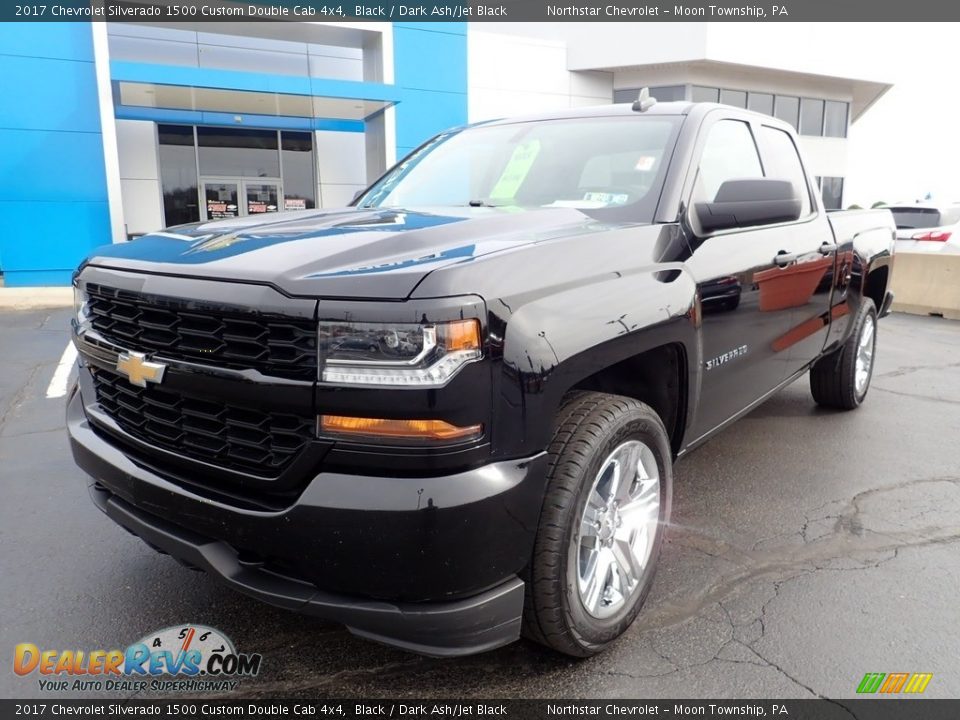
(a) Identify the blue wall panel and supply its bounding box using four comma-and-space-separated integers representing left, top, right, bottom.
0, 22, 94, 61
392, 23, 467, 160
392, 26, 468, 94
0, 201, 111, 286
0, 56, 103, 133
394, 89, 470, 150
0, 22, 110, 287
392, 21, 467, 36
0, 129, 108, 202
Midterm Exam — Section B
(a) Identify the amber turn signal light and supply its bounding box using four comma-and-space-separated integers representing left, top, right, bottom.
320, 415, 483, 443
438, 319, 481, 352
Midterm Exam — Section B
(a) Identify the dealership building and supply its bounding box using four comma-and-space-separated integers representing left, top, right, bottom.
0, 20, 891, 286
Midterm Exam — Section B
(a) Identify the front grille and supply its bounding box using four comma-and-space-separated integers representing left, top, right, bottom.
85, 284, 317, 380
91, 367, 315, 476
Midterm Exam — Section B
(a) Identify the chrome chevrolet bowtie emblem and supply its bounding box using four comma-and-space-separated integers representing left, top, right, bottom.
185, 232, 245, 254
116, 351, 167, 387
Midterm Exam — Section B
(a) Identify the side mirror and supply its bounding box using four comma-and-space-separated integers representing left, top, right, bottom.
694, 178, 802, 233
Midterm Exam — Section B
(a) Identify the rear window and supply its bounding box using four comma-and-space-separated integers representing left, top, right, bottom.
889, 207, 960, 229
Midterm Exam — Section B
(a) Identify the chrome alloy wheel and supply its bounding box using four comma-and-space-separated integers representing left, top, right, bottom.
855, 313, 876, 396
576, 440, 661, 619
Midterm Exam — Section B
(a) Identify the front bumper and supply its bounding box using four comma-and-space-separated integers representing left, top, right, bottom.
68, 387, 548, 657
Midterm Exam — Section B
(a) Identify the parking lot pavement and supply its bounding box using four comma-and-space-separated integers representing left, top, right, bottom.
1, 308, 958, 700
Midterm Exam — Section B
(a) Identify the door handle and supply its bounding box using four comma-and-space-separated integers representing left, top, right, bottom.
819, 242, 839, 255
773, 251, 797, 267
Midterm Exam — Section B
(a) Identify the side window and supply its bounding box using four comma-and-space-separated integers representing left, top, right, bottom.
694, 120, 763, 202
756, 126, 813, 217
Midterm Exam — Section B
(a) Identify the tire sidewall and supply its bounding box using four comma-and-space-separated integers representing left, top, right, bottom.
850, 301, 878, 406
561, 410, 672, 648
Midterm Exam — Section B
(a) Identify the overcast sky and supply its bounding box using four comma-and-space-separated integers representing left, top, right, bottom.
843, 24, 959, 207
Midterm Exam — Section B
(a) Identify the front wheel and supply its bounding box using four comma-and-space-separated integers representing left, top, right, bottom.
522, 391, 672, 657
810, 298, 878, 410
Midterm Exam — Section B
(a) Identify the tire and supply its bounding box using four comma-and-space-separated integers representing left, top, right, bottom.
522, 391, 673, 657
810, 298, 877, 410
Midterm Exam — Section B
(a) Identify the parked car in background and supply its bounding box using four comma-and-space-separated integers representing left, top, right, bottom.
887, 202, 960, 254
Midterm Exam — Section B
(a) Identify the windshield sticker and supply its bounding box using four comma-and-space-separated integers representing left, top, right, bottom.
489, 140, 541, 202
634, 155, 657, 172
583, 192, 630, 206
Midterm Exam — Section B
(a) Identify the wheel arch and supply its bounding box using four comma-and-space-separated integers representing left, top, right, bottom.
499, 313, 699, 461
863, 263, 890, 314
488, 258, 701, 461
567, 343, 689, 457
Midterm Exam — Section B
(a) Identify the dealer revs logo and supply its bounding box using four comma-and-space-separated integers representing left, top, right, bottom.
13, 625, 262, 693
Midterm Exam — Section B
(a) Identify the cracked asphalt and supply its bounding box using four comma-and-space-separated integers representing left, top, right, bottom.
1, 308, 958, 700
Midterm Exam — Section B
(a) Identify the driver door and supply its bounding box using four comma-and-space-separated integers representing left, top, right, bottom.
683, 117, 804, 440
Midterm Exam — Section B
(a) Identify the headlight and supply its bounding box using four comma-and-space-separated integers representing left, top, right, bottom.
319, 319, 482, 388
73, 285, 90, 325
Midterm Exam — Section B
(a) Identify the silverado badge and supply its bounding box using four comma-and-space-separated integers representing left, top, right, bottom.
705, 345, 749, 371
116, 351, 167, 388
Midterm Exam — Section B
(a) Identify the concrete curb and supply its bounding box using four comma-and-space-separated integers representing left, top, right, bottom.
890, 250, 960, 321
0, 287, 73, 310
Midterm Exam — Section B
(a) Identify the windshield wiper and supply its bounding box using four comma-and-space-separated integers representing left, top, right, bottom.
467, 199, 500, 208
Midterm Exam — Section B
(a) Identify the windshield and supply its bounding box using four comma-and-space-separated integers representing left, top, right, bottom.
357, 115, 681, 222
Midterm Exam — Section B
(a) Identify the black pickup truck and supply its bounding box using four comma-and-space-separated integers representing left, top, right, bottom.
68, 100, 895, 658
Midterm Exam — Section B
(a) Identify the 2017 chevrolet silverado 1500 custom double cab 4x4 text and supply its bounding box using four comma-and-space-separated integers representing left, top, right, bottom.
68, 100, 895, 658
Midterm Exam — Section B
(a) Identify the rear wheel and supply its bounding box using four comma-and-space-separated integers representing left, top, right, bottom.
810, 298, 877, 410
522, 391, 672, 657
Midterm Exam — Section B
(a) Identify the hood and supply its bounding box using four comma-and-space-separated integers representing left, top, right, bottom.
83, 207, 626, 299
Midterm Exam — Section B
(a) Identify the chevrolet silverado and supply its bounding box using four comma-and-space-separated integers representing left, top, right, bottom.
68, 100, 895, 657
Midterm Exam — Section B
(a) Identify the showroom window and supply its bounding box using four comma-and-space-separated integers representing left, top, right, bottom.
281, 132, 318, 211
823, 100, 849, 138
799, 98, 825, 136
197, 127, 281, 178
747, 92, 774, 116
774, 95, 800, 132
691, 86, 721, 103
158, 125, 200, 227
157, 124, 317, 225
614, 85, 686, 103
719, 89, 747, 109
612, 84, 849, 139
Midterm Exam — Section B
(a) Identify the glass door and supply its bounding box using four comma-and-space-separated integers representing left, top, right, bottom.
201, 178, 282, 221
203, 181, 239, 221
243, 181, 281, 217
